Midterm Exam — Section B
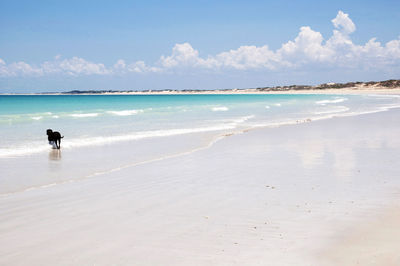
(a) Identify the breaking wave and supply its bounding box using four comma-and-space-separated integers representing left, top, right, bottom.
316, 97, 348, 105
211, 106, 229, 111
106, 109, 144, 116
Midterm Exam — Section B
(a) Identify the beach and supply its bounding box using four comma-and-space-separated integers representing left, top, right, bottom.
1, 93, 400, 265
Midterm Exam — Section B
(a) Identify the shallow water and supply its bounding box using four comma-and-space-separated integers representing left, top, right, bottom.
1, 94, 399, 158
1, 94, 400, 194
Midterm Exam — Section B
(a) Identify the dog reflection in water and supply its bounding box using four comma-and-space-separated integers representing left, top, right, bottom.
49, 149, 62, 161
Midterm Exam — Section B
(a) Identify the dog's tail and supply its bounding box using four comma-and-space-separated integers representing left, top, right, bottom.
61, 136, 64, 138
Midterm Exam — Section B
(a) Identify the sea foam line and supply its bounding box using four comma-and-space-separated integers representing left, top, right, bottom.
69, 113, 99, 118
106, 109, 144, 116
211, 106, 229, 111
0, 116, 251, 158
249, 104, 400, 130
314, 106, 350, 115
316, 97, 348, 105
61, 125, 237, 149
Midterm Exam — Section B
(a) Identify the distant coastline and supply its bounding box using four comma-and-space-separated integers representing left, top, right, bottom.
2, 79, 400, 95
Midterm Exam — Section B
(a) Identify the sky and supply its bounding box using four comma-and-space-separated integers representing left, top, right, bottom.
0, 0, 399, 92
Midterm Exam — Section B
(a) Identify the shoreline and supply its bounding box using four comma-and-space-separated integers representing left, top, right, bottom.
2, 87, 400, 96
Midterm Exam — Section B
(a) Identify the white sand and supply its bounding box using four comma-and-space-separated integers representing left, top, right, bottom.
318, 204, 400, 265
4, 86, 400, 95
1, 109, 400, 265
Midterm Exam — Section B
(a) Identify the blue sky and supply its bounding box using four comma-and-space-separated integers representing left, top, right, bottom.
1, 0, 399, 92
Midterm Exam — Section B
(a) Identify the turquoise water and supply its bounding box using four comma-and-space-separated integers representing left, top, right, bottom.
1, 94, 399, 158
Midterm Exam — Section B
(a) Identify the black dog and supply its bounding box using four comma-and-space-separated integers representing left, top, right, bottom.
46, 129, 64, 149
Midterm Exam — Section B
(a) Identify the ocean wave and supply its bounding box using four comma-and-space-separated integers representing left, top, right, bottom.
366, 94, 400, 99
64, 126, 234, 149
0, 116, 253, 158
211, 106, 229, 111
0, 143, 49, 158
316, 97, 348, 105
0, 126, 232, 158
273, 103, 281, 107
31, 116, 43, 120
230, 115, 254, 124
313, 106, 350, 115
69, 113, 99, 118
106, 109, 144, 116
251, 103, 400, 132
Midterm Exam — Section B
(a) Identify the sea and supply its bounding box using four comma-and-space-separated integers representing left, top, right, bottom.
1, 93, 400, 158
1, 93, 400, 194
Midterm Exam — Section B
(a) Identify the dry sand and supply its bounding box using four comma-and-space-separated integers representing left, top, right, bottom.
3, 87, 400, 95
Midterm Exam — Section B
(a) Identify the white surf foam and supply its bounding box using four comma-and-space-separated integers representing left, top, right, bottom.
106, 109, 144, 116
58, 125, 237, 151
211, 106, 229, 112
0, 144, 49, 158
314, 106, 350, 115
230, 115, 255, 124
31, 116, 43, 120
0, 116, 253, 158
70, 113, 99, 118
316, 97, 348, 105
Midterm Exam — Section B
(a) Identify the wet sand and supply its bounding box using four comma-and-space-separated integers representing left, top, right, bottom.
1, 108, 400, 265
318, 204, 400, 265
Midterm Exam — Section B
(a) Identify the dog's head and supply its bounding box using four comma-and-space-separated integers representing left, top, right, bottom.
46, 129, 53, 136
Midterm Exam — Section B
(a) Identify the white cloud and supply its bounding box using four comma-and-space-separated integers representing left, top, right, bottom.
159, 43, 217, 69
278, 26, 333, 65
216, 45, 279, 69
0, 57, 111, 77
126, 60, 161, 73
160, 43, 200, 68
385, 39, 400, 58
7, 61, 44, 76
113, 59, 126, 71
1, 10, 400, 78
56, 57, 110, 76
331, 10, 356, 34
0, 58, 9, 77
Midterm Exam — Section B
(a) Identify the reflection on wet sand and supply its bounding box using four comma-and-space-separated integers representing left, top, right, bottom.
48, 149, 62, 161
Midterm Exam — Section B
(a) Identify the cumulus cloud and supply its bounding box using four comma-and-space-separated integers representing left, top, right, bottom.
332, 10, 356, 34
216, 45, 280, 69
0, 56, 110, 77
54, 57, 110, 76
126, 61, 161, 73
278, 26, 332, 65
1, 61, 44, 77
1, 10, 399, 78
159, 43, 217, 69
